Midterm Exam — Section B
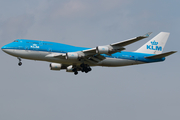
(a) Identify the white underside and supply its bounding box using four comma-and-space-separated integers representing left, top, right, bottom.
3, 49, 145, 67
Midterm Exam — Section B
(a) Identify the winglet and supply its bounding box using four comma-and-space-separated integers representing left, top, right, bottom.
143, 32, 152, 38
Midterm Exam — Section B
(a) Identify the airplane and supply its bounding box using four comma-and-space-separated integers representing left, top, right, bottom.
1, 32, 177, 75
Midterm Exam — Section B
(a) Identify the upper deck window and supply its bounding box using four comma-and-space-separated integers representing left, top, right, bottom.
43, 43, 53, 45
13, 40, 18, 42
26, 42, 39, 44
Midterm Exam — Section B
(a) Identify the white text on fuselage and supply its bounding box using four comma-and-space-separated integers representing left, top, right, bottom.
31, 44, 39, 49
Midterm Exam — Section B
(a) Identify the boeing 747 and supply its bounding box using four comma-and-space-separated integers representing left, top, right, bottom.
1, 32, 176, 75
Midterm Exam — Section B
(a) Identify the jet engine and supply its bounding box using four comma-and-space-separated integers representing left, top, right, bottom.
66, 65, 74, 72
49, 63, 62, 70
96, 46, 111, 54
66, 52, 79, 60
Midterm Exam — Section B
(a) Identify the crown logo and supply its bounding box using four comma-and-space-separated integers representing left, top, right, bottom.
151, 40, 158, 45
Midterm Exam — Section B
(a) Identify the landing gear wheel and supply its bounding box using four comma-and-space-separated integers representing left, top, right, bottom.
17, 57, 22, 66
74, 71, 78, 75
18, 62, 22, 66
80, 63, 92, 73
87, 67, 92, 71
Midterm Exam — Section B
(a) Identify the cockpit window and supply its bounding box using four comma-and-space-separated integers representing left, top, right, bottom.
14, 40, 18, 42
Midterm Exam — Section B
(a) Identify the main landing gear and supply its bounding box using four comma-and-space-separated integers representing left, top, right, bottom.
80, 63, 92, 73
72, 68, 78, 75
17, 57, 22, 66
72, 64, 92, 75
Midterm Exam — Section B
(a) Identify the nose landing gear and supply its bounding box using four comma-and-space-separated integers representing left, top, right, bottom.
17, 57, 22, 66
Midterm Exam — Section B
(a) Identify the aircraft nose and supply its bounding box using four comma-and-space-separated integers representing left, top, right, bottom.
1, 44, 15, 55
1, 45, 7, 51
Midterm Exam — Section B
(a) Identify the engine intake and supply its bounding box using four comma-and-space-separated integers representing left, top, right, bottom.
96, 46, 110, 54
66, 52, 79, 60
50, 63, 62, 70
66, 65, 74, 72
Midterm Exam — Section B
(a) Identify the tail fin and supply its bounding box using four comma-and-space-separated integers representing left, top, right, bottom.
135, 32, 170, 54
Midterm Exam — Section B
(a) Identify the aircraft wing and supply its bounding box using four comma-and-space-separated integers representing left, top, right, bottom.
46, 32, 151, 64
110, 32, 152, 47
83, 32, 152, 55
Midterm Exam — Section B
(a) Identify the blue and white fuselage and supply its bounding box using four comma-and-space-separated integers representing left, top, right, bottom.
1, 32, 176, 75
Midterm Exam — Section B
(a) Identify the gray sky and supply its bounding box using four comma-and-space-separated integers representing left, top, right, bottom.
0, 0, 180, 120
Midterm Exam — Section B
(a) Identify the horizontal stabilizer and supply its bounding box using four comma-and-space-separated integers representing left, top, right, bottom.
145, 51, 177, 59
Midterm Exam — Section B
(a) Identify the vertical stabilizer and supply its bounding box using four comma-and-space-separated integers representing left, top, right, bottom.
135, 32, 170, 54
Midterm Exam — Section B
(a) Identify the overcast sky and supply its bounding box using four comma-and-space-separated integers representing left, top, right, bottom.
0, 0, 180, 120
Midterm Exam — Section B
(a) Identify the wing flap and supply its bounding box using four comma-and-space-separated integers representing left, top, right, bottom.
84, 58, 98, 64
84, 54, 106, 64
145, 51, 177, 59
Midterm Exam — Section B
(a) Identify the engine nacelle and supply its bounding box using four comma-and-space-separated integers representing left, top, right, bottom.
66, 52, 79, 60
96, 46, 110, 54
50, 63, 62, 70
66, 65, 74, 72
